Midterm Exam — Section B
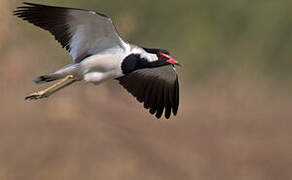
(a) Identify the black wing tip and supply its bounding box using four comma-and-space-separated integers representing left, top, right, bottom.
14, 2, 42, 16
14, 2, 62, 11
173, 77, 179, 115
22, 2, 40, 6
14, 2, 109, 19
21, 2, 65, 8
117, 67, 179, 120
15, 2, 46, 10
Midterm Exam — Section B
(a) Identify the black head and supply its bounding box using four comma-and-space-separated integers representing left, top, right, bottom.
143, 47, 181, 66
122, 54, 181, 75
121, 48, 181, 75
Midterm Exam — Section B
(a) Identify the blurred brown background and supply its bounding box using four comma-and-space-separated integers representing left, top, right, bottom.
1, 0, 292, 179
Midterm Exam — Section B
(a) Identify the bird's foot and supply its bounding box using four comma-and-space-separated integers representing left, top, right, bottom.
25, 75, 75, 101
25, 90, 49, 100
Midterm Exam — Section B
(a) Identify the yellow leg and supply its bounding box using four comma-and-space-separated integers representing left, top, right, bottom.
25, 75, 75, 100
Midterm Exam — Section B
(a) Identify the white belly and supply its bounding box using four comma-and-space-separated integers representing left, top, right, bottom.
80, 53, 125, 84
83, 71, 117, 85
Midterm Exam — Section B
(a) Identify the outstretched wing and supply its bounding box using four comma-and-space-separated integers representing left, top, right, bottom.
14, 2, 128, 63
117, 65, 179, 119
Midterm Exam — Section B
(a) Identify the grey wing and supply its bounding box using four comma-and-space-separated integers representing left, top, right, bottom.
14, 2, 128, 63
117, 65, 179, 119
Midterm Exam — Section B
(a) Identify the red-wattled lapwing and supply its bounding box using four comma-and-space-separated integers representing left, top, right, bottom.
14, 2, 181, 119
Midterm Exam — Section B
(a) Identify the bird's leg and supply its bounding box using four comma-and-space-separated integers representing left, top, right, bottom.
25, 75, 75, 100
43, 78, 77, 98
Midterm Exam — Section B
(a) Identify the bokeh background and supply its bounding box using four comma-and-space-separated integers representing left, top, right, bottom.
1, 0, 292, 179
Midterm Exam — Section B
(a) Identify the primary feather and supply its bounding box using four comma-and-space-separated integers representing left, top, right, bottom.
14, 2, 128, 63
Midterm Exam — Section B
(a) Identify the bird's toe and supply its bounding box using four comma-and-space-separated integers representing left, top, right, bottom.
25, 91, 48, 100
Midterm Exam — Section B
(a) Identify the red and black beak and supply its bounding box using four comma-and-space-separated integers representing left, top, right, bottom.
158, 53, 183, 67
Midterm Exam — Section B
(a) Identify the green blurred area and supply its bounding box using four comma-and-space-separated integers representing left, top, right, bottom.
5, 0, 292, 83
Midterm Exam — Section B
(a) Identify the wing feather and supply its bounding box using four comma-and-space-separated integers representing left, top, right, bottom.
117, 65, 179, 119
14, 2, 127, 63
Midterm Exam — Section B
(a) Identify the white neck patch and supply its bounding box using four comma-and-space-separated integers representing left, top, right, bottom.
131, 47, 158, 62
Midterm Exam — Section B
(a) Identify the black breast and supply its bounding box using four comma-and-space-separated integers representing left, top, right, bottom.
121, 54, 147, 75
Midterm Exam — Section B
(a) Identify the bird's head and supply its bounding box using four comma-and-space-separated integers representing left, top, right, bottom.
122, 48, 182, 75
142, 47, 182, 67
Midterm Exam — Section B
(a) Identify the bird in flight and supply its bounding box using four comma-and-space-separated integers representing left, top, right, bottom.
14, 2, 181, 119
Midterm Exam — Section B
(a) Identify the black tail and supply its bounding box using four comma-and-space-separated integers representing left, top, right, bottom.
33, 74, 59, 84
